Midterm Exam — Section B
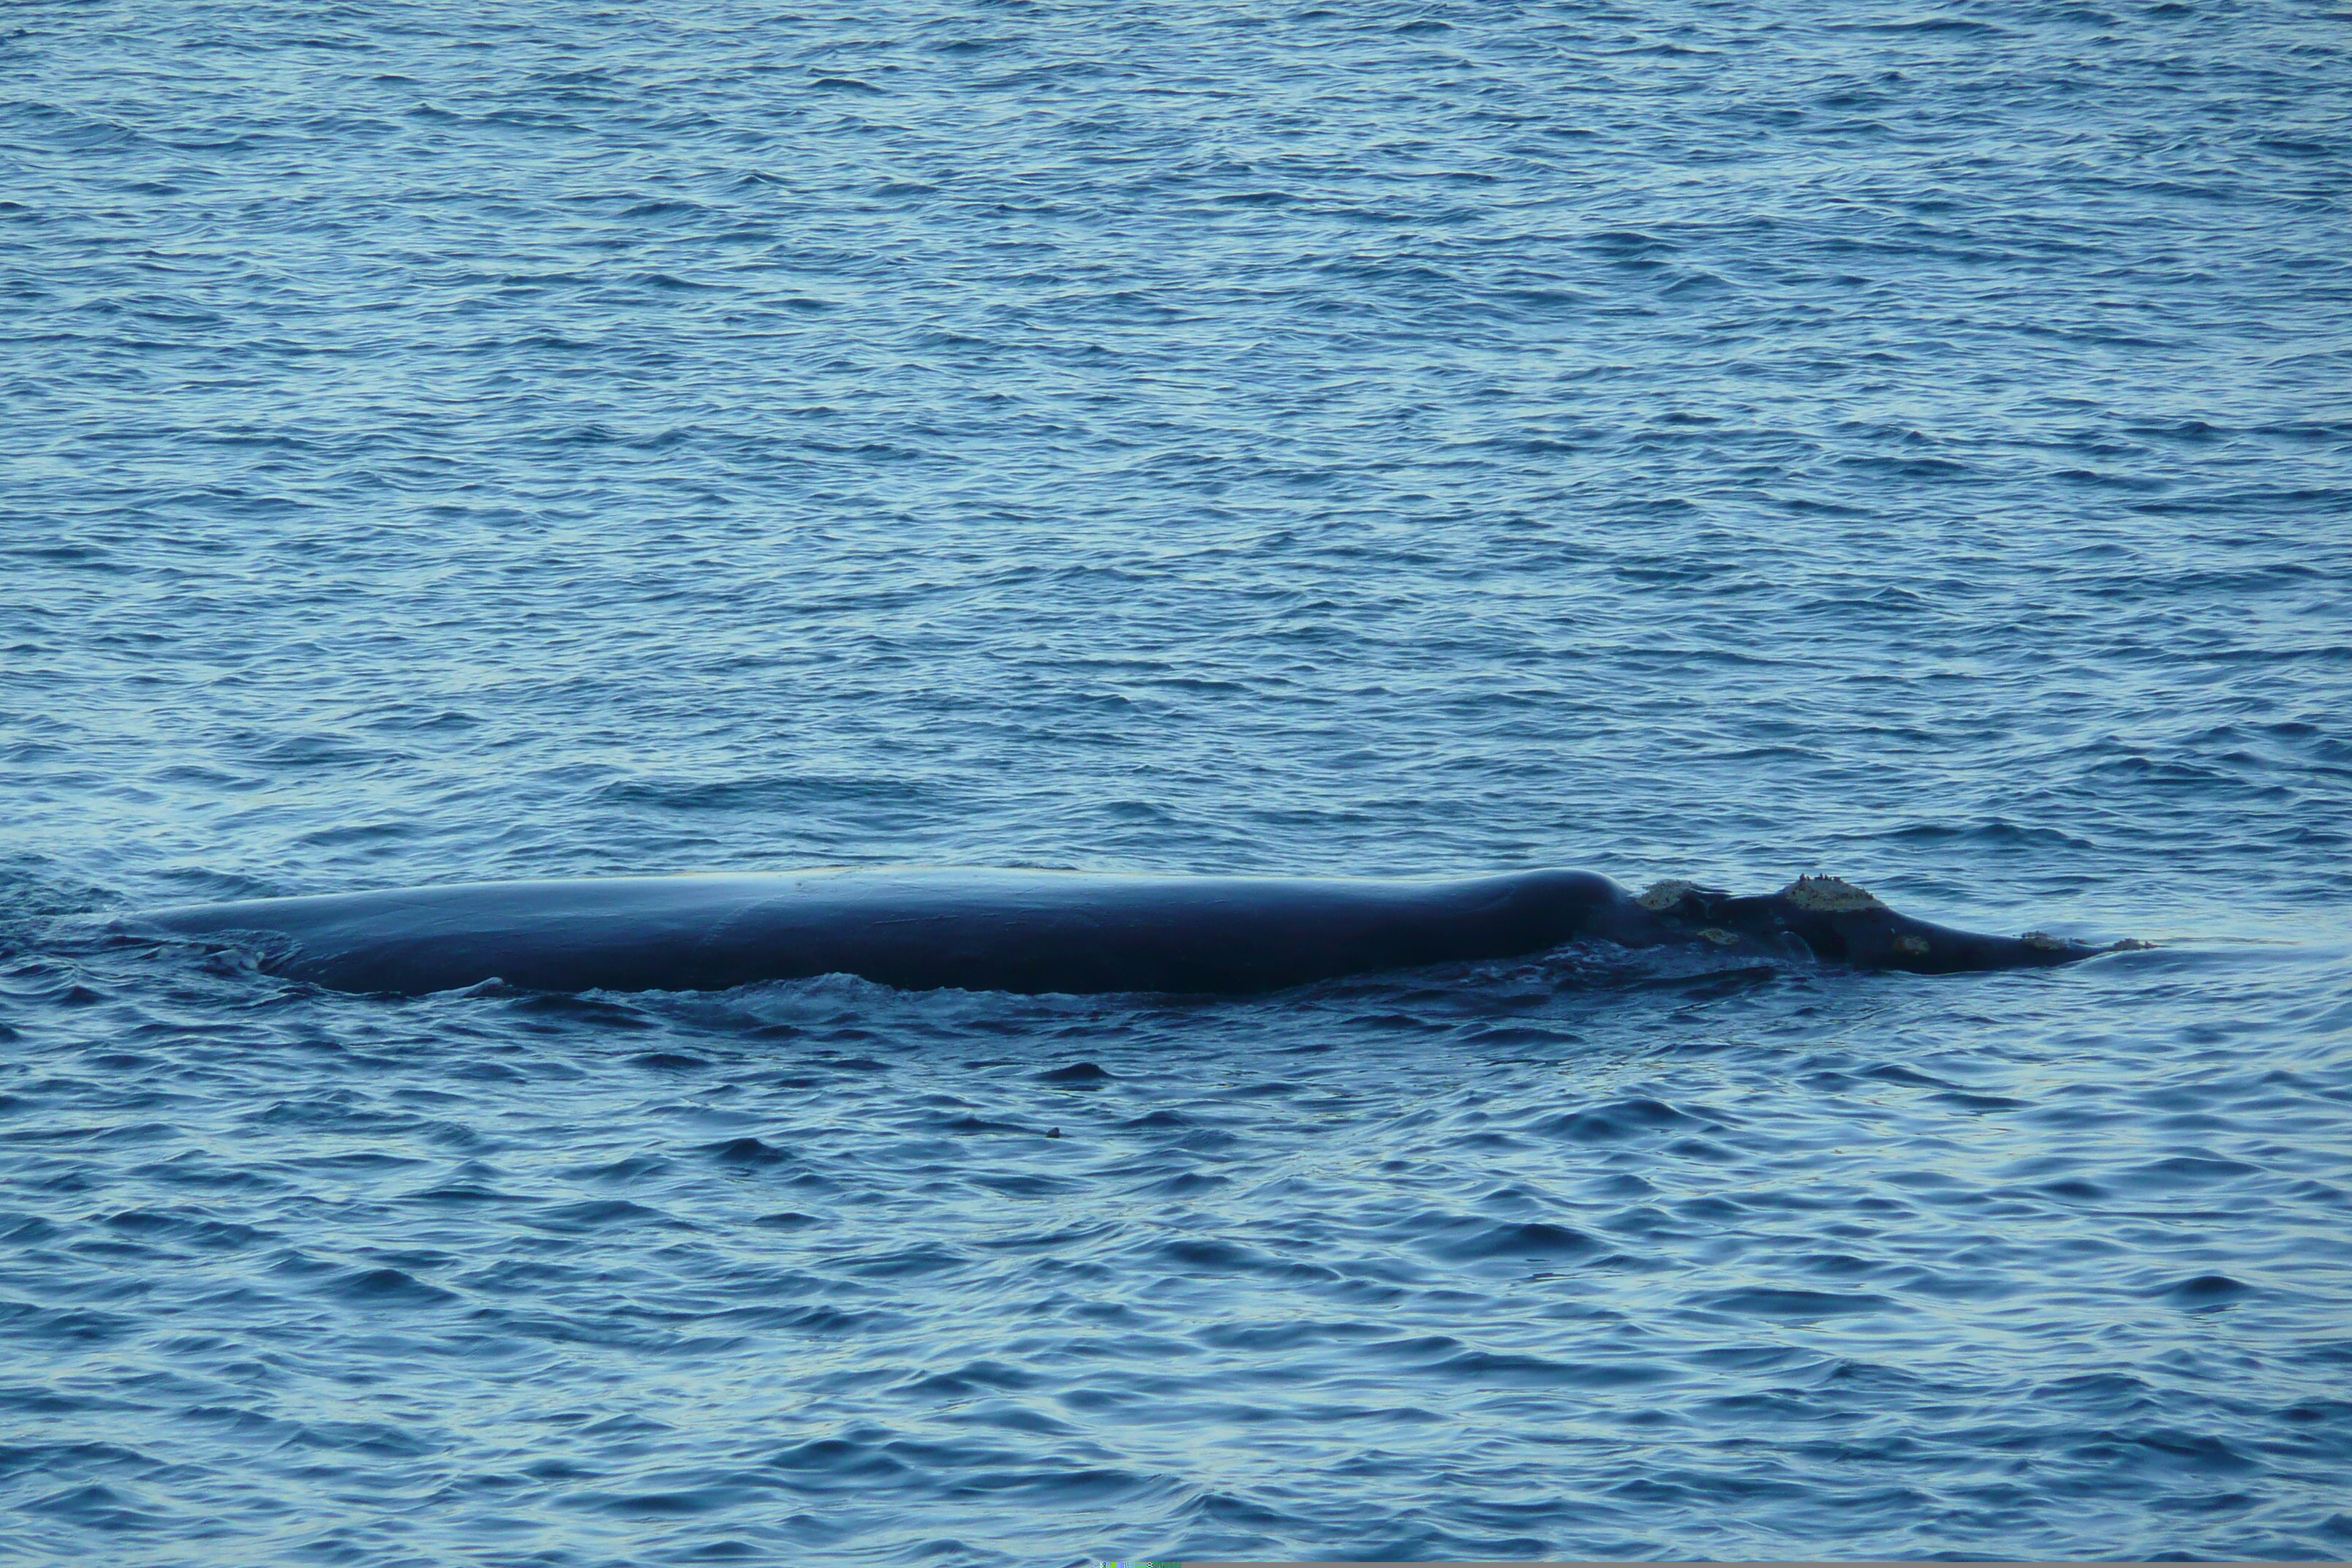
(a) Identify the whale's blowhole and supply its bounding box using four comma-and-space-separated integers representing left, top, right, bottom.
1637, 879, 1708, 911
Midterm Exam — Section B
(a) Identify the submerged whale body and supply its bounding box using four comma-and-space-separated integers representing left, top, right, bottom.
138, 867, 2127, 998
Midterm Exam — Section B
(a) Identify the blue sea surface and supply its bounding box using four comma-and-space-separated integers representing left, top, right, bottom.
5, 0, 2352, 1561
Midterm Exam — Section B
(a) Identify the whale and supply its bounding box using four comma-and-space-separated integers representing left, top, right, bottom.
134, 867, 2133, 998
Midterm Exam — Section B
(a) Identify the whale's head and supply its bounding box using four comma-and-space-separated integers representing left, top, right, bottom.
1633, 874, 2118, 973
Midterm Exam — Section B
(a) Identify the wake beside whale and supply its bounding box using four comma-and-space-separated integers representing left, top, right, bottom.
135, 867, 2134, 998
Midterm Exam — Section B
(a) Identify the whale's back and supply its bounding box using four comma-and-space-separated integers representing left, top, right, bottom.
142, 869, 1588, 997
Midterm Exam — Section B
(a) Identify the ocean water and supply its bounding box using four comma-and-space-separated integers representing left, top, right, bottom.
5, 0, 2351, 1561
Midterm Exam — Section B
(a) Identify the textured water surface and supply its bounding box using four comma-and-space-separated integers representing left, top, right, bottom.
5, 0, 2352, 1561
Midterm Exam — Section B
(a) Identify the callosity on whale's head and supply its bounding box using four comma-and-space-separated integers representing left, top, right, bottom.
1630, 872, 2138, 973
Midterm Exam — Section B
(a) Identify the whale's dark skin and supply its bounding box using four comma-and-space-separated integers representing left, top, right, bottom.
135, 868, 2125, 998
